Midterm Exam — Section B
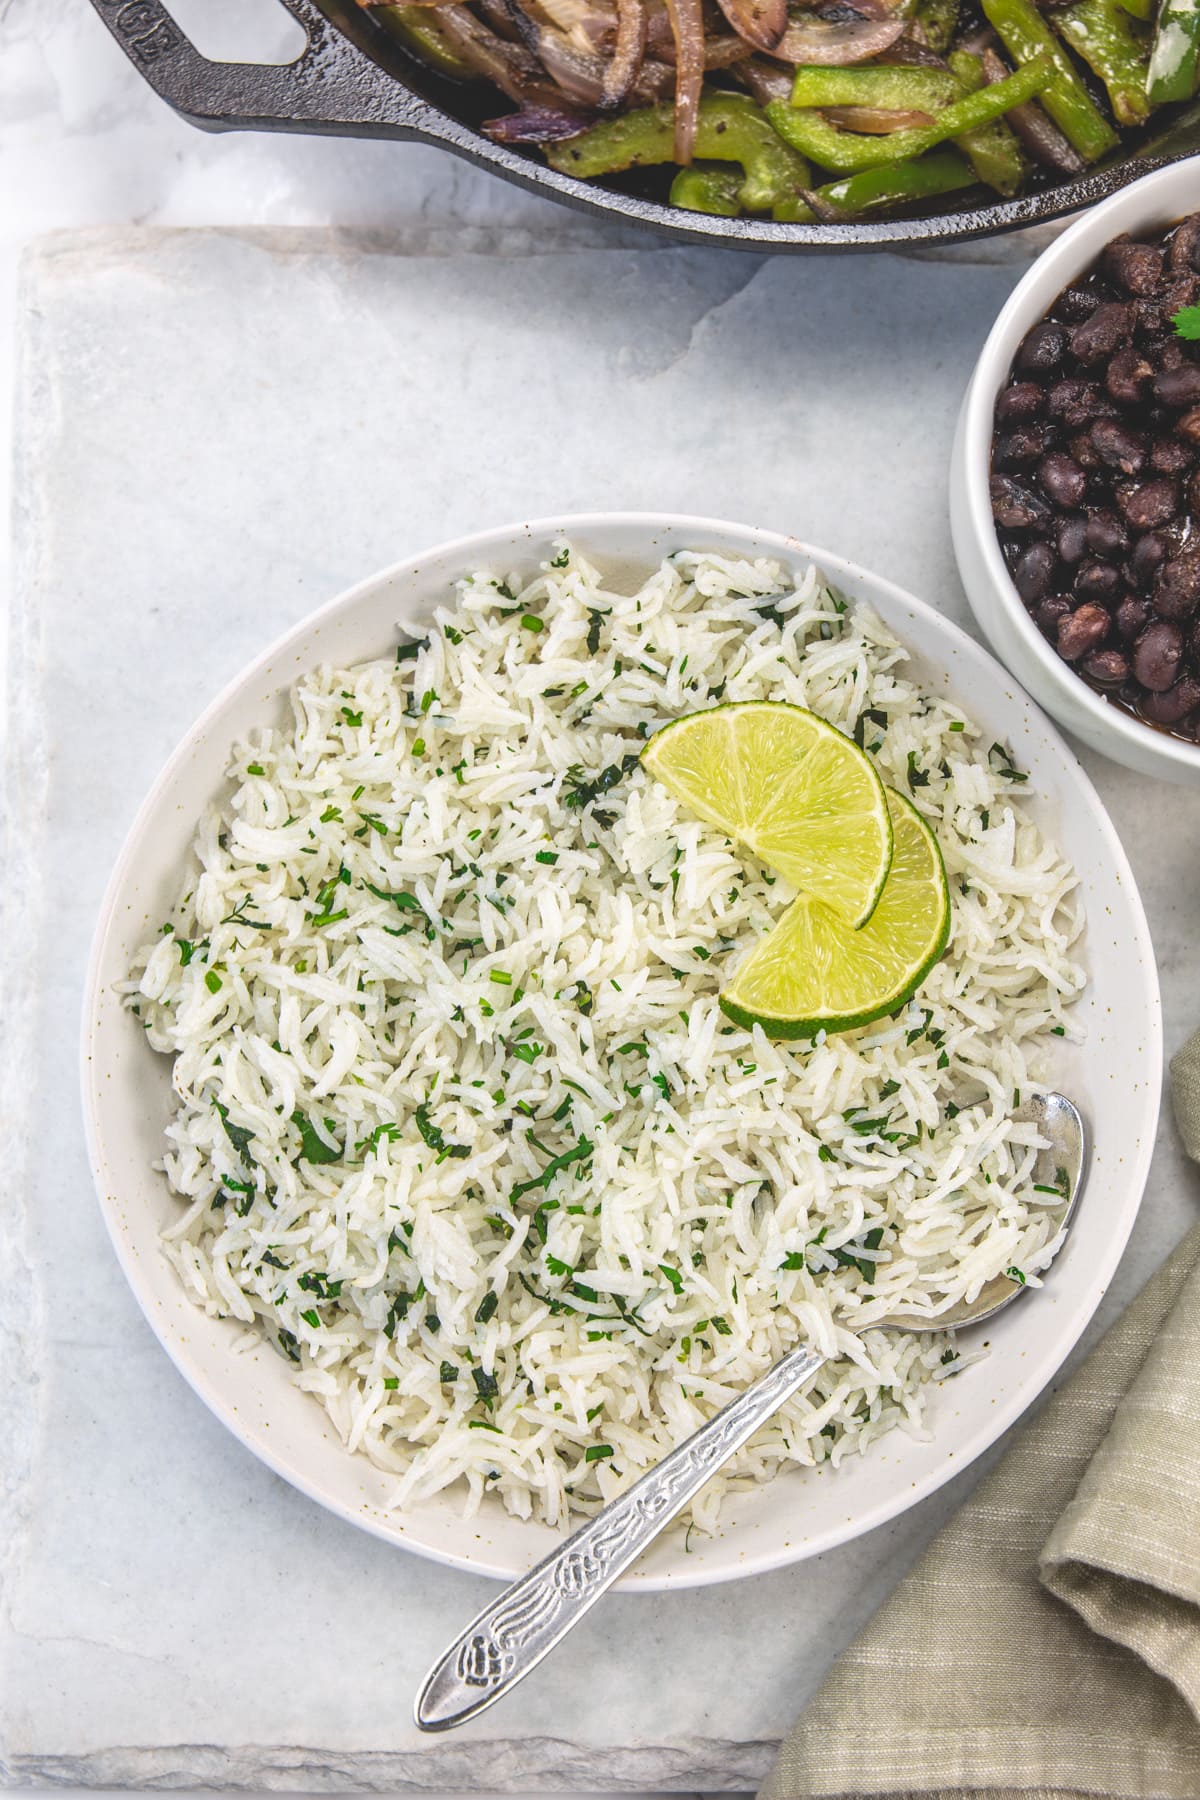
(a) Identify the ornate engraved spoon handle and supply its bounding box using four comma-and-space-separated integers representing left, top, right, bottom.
414, 1341, 826, 1731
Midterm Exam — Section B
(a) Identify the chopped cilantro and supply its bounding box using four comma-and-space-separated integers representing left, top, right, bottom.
415, 1103, 470, 1161
292, 1111, 342, 1164
214, 1100, 255, 1165
511, 1135, 594, 1201
472, 1367, 499, 1402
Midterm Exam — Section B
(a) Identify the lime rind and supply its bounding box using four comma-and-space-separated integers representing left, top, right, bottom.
641, 701, 892, 930
718, 788, 951, 1040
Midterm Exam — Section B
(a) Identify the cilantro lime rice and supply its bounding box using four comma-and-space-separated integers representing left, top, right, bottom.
126, 547, 1084, 1532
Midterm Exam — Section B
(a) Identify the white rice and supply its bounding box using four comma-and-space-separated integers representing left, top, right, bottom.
126, 547, 1085, 1532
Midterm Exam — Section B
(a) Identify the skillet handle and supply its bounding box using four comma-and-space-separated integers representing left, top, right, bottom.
86, 0, 453, 140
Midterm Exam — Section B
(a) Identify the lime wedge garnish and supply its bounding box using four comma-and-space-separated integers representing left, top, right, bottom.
719, 789, 950, 1039
641, 702, 892, 928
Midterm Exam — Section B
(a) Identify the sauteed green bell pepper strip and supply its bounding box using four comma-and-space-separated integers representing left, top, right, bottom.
787, 66, 961, 107
1147, 0, 1200, 103
546, 94, 810, 212
787, 60, 1025, 193
369, 3, 477, 80
981, 0, 1120, 158
1056, 0, 1151, 125
670, 164, 745, 214
946, 51, 1027, 194
774, 149, 976, 220
915, 0, 961, 54
767, 53, 1051, 173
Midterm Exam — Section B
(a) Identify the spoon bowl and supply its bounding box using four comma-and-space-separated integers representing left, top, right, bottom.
885, 1091, 1087, 1332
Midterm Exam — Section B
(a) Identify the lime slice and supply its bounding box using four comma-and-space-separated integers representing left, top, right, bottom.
720, 789, 950, 1039
641, 702, 892, 928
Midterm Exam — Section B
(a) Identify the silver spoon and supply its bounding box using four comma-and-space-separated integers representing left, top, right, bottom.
415, 1091, 1086, 1732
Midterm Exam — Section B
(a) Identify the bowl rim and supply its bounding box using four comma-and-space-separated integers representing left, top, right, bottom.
81, 509, 1163, 1589
960, 155, 1200, 774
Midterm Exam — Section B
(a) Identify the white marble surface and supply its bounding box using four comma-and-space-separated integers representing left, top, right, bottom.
0, 3, 1197, 1794
5, 220, 1200, 1790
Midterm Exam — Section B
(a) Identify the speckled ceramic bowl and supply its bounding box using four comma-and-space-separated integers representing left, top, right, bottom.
82, 512, 1161, 1589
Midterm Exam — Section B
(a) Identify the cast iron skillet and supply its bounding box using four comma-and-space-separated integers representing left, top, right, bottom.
89, 0, 1200, 249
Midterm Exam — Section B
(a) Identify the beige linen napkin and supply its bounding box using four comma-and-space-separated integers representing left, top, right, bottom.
762, 1034, 1200, 1800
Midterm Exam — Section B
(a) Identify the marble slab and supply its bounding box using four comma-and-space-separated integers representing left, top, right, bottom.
4, 224, 1199, 1791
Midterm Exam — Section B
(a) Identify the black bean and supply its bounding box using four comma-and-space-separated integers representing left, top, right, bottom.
1128, 530, 1170, 590
1017, 320, 1068, 375
1057, 285, 1103, 323
991, 474, 1053, 532
1058, 514, 1089, 563
1037, 451, 1088, 508
1057, 604, 1110, 661
1068, 431, 1103, 470
1117, 595, 1151, 640
1140, 674, 1200, 723
1103, 236, 1164, 296
994, 425, 1054, 468
1081, 647, 1130, 684
1085, 510, 1129, 559
1176, 407, 1200, 445
1069, 302, 1133, 365
1134, 299, 1169, 343
1106, 346, 1155, 407
1133, 617, 1184, 690
1090, 418, 1146, 474
1076, 560, 1121, 604
1155, 547, 1200, 620
1151, 437, 1193, 476
1013, 541, 1057, 603
1188, 469, 1200, 514
1162, 273, 1200, 318
1037, 595, 1074, 635
1047, 379, 1111, 428
996, 381, 1045, 424
1169, 215, 1200, 276
1153, 364, 1200, 409
1117, 478, 1177, 531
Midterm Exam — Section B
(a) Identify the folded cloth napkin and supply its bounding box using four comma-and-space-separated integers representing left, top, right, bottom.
761, 1032, 1200, 1800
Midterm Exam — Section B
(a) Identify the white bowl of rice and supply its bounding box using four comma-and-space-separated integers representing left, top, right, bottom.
82, 513, 1161, 1590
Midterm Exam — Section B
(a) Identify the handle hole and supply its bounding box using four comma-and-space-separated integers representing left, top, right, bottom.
165, 0, 308, 65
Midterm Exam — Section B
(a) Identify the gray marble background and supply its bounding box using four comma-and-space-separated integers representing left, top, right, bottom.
4, 222, 1200, 1789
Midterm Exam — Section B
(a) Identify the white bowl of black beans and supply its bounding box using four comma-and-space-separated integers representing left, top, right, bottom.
951, 157, 1200, 782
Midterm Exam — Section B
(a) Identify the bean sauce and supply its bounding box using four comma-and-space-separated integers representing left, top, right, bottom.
991, 212, 1200, 745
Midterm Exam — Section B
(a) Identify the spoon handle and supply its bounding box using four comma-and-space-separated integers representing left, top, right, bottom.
414, 1341, 826, 1732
